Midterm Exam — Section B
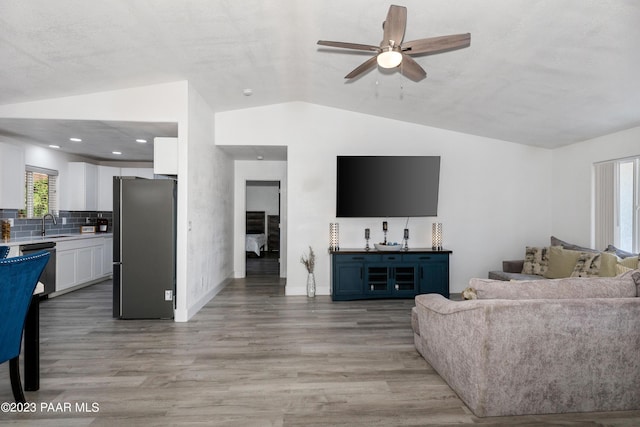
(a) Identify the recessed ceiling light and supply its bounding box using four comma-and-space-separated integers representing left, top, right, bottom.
49, 145, 60, 149
69, 137, 82, 142
112, 151, 122, 155
243, 88, 253, 96
136, 139, 147, 143
257, 155, 264, 160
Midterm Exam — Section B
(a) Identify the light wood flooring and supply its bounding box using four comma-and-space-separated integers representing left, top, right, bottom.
2, 277, 640, 426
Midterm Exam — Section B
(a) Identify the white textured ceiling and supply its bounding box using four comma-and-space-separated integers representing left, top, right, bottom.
0, 0, 639, 160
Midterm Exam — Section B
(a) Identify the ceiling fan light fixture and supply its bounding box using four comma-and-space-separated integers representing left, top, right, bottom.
377, 48, 402, 69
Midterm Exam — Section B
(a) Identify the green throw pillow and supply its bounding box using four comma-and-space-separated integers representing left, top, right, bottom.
544, 246, 583, 279
599, 251, 619, 277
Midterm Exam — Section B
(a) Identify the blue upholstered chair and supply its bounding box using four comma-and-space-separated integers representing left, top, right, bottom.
0, 245, 9, 259
0, 251, 50, 402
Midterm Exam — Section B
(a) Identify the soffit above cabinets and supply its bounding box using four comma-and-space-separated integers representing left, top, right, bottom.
0, 118, 177, 162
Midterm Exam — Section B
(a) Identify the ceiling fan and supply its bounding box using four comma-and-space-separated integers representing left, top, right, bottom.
317, 5, 470, 81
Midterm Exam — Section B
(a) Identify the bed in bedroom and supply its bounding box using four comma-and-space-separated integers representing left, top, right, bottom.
245, 211, 266, 257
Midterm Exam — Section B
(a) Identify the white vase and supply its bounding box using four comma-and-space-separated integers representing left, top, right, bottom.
307, 273, 316, 298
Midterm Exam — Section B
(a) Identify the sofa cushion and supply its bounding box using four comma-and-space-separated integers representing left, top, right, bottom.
468, 276, 637, 300
521, 246, 549, 275
618, 269, 640, 295
488, 271, 545, 281
411, 306, 420, 336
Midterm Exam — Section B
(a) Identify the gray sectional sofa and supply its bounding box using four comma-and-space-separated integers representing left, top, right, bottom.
412, 272, 640, 417
488, 236, 639, 281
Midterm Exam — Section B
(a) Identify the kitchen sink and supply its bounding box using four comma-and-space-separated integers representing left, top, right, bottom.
46, 235, 73, 239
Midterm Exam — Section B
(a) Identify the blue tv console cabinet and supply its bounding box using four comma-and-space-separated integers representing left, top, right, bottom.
330, 248, 452, 301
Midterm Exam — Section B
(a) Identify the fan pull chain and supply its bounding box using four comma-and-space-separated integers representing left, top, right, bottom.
399, 65, 404, 100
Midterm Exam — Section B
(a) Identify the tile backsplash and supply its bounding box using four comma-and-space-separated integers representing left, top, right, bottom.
0, 209, 112, 240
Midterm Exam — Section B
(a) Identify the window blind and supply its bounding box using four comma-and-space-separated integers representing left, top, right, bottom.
593, 161, 615, 250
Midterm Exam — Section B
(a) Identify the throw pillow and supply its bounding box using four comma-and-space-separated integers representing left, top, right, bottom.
461, 287, 477, 300
616, 264, 633, 275
570, 252, 601, 277
618, 255, 639, 270
521, 246, 549, 275
550, 236, 598, 253
605, 244, 639, 259
544, 246, 582, 279
633, 271, 640, 296
598, 251, 619, 277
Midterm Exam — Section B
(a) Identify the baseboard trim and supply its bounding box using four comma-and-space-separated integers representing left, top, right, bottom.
174, 275, 233, 322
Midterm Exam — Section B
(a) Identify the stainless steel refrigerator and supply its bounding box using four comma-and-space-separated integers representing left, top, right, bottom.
113, 177, 176, 319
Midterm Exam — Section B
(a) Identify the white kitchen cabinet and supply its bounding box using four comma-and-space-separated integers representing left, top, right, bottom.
103, 237, 113, 275
76, 247, 93, 283
0, 142, 26, 209
97, 165, 120, 211
56, 250, 77, 291
55, 236, 112, 293
66, 162, 98, 211
93, 244, 104, 277
153, 137, 178, 175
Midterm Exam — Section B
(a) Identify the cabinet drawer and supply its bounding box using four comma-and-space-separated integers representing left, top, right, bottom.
381, 254, 402, 263
333, 254, 381, 263
403, 253, 449, 263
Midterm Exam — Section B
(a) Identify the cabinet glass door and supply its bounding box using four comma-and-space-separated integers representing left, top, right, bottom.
392, 265, 418, 296
365, 265, 390, 296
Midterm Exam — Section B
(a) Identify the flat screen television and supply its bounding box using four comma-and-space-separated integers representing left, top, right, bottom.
336, 156, 440, 217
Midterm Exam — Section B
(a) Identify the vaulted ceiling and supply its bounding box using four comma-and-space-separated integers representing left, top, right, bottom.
0, 0, 638, 160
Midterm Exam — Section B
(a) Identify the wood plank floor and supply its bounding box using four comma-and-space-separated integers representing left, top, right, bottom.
2, 277, 640, 426
246, 252, 280, 276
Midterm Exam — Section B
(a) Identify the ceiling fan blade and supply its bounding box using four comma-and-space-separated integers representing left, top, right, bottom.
399, 54, 427, 81
382, 5, 407, 46
317, 40, 380, 52
345, 56, 378, 79
402, 33, 471, 56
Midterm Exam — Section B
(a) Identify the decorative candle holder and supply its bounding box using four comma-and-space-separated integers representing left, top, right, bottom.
329, 223, 340, 251
432, 222, 443, 250
402, 228, 409, 251
365, 228, 370, 251
382, 221, 388, 244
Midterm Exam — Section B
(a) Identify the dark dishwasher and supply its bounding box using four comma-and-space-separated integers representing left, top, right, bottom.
20, 242, 56, 296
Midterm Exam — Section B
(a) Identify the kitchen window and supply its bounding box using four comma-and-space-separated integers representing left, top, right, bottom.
25, 166, 58, 218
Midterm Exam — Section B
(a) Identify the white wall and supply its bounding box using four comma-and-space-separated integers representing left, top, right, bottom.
246, 184, 279, 216
178, 84, 235, 321
217, 102, 553, 294
233, 160, 288, 278
551, 125, 640, 249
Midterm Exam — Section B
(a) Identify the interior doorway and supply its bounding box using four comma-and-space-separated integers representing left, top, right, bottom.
245, 180, 280, 276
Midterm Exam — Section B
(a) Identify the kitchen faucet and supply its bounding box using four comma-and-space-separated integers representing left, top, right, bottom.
41, 213, 57, 236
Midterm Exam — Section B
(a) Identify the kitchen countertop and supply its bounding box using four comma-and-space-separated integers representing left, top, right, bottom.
1, 233, 113, 247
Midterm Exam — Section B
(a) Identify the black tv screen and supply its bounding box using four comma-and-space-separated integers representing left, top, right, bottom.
336, 156, 440, 217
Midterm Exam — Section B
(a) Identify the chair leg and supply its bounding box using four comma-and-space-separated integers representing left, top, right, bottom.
9, 357, 26, 403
